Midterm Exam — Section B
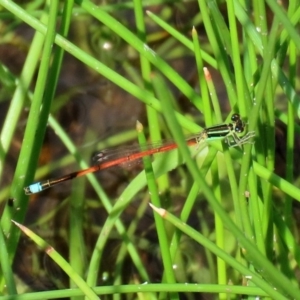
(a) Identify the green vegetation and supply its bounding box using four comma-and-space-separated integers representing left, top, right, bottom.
0, 0, 300, 299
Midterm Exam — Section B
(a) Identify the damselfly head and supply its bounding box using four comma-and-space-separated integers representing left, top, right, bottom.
231, 113, 245, 133
234, 120, 245, 133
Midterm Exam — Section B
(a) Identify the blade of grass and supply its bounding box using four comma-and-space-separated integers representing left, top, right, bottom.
253, 162, 300, 201
284, 42, 297, 228
149, 204, 287, 300
0, 283, 270, 299
87, 194, 150, 288
234, 0, 300, 118
203, 67, 248, 237
11, 221, 99, 300
210, 157, 226, 297
197, 0, 237, 108
133, 0, 170, 202
192, 27, 213, 125
77, 0, 203, 112
145, 10, 217, 69
46, 115, 150, 283
0, 10, 48, 297
238, 19, 279, 240
0, 19, 44, 180
247, 169, 265, 255
226, 0, 252, 115
159, 69, 300, 298
111, 196, 153, 291
1, 0, 58, 260
0, 0, 200, 134
137, 121, 178, 300
266, 0, 300, 50
0, 227, 16, 294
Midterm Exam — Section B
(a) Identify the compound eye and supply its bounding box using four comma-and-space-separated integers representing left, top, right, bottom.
231, 113, 240, 122
235, 123, 244, 133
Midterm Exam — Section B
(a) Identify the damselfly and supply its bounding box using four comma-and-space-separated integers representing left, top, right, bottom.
24, 114, 255, 195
